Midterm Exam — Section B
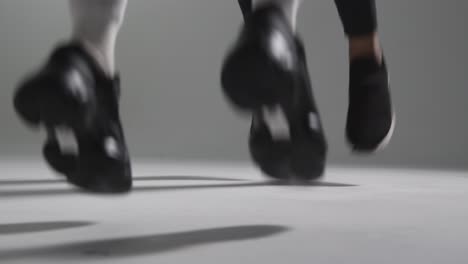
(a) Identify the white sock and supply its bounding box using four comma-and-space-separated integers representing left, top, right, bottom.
253, 0, 303, 31
69, 0, 128, 76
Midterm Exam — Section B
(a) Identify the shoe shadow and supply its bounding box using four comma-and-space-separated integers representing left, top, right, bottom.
0, 221, 94, 235
0, 175, 245, 186
134, 180, 357, 192
0, 176, 357, 199
0, 225, 290, 261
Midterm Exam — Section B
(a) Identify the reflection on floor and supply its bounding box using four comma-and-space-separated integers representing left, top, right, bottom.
0, 159, 467, 264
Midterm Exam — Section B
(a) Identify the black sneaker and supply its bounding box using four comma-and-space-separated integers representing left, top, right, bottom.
14, 43, 132, 193
346, 57, 394, 152
221, 3, 327, 181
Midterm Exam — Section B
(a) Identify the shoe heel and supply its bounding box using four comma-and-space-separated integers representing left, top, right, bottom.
14, 77, 42, 126
221, 45, 294, 110
14, 71, 88, 130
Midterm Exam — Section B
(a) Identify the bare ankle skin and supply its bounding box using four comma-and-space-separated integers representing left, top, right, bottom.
348, 33, 383, 63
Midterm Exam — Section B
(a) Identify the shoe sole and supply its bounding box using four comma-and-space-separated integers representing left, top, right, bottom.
14, 74, 132, 194
222, 47, 326, 181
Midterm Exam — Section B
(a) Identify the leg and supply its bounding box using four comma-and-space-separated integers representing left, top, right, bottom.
221, 0, 327, 181
334, 0, 394, 152
69, 0, 127, 76
13, 0, 132, 193
334, 0, 382, 61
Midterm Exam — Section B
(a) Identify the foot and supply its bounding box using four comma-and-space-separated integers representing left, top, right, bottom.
221, 4, 327, 181
346, 54, 394, 152
14, 43, 132, 193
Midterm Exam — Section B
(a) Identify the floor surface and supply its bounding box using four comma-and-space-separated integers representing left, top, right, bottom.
0, 159, 467, 264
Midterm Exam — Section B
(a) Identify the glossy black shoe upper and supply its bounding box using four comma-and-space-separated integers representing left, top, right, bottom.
346, 57, 394, 152
222, 3, 327, 181
14, 44, 132, 193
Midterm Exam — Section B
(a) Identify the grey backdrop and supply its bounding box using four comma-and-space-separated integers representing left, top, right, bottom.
0, 0, 467, 170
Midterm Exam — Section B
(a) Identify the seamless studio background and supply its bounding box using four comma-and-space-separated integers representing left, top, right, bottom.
0, 0, 467, 170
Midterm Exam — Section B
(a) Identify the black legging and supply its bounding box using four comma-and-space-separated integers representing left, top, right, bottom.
238, 0, 378, 37
334, 0, 377, 36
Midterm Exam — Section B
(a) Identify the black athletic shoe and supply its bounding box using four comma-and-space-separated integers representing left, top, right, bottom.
221, 3, 327, 181
346, 57, 394, 152
14, 43, 132, 193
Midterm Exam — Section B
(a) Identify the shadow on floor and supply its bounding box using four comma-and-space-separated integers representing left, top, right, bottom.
0, 178, 357, 198
0, 225, 289, 261
0, 175, 245, 186
0, 221, 94, 235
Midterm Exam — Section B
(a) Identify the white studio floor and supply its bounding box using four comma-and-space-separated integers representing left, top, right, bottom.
0, 158, 467, 264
